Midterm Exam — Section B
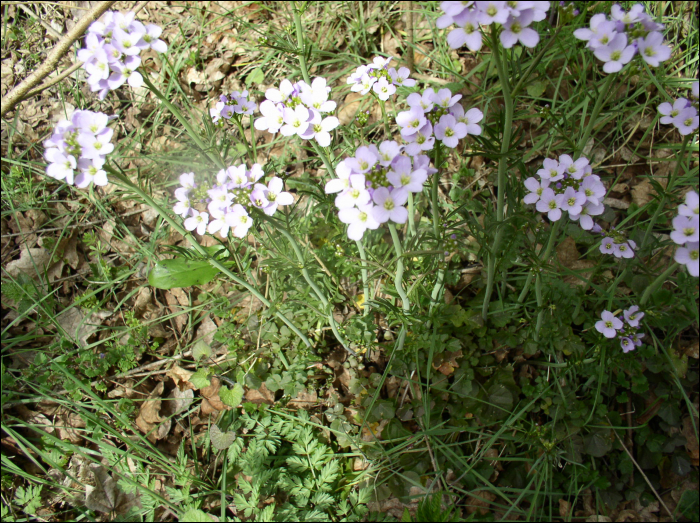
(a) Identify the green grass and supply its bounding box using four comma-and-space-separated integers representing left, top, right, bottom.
2, 1, 699, 521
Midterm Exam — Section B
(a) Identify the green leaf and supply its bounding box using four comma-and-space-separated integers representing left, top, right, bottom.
219, 383, 245, 407
180, 508, 217, 522
246, 67, 265, 86
192, 340, 212, 361
210, 424, 237, 450
148, 258, 220, 289
190, 369, 211, 390
526, 80, 547, 98
583, 429, 612, 457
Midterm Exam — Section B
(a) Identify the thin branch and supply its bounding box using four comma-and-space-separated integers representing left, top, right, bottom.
1, 1, 117, 118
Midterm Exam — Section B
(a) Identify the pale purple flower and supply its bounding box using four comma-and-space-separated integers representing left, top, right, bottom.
623, 305, 644, 327
387, 156, 428, 192
449, 105, 483, 135
434, 114, 468, 148
558, 154, 589, 179
356, 74, 377, 95
207, 208, 231, 238
173, 191, 192, 218
281, 106, 312, 137
523, 177, 550, 204
141, 23, 167, 53
336, 175, 371, 209
447, 10, 483, 51
396, 107, 427, 137
75, 157, 108, 188
433, 88, 462, 109
255, 101, 285, 134
672, 107, 699, 136
500, 9, 539, 48
45, 149, 76, 185
226, 204, 253, 238
580, 175, 606, 205
570, 201, 604, 230
671, 215, 700, 245
407, 89, 436, 112
260, 177, 294, 216
347, 65, 368, 87
556, 186, 586, 215
207, 187, 233, 213
373, 77, 396, 101
679, 190, 699, 218
632, 332, 645, 347
692, 81, 699, 99
658, 98, 689, 124
610, 4, 645, 25
404, 122, 435, 156
594, 33, 635, 73
184, 210, 209, 235
107, 55, 143, 89
308, 114, 339, 147
616, 241, 634, 259
325, 159, 353, 194
536, 188, 563, 221
339, 204, 380, 240
85, 57, 111, 84
620, 337, 635, 353
675, 241, 699, 277
475, 1, 510, 25
600, 236, 618, 255
573, 13, 608, 44
371, 187, 409, 224
537, 158, 563, 182
389, 67, 416, 87
78, 130, 115, 159
595, 310, 623, 338
377, 141, 402, 166
347, 146, 379, 173
637, 32, 671, 67
300, 77, 336, 113
265, 79, 295, 104
112, 27, 144, 56
78, 33, 107, 64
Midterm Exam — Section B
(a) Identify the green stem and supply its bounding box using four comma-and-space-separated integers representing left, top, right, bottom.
482, 28, 514, 321
309, 140, 335, 182
356, 240, 370, 315
293, 3, 311, 85
640, 262, 678, 307
575, 73, 615, 158
518, 220, 562, 304
642, 135, 690, 249
142, 73, 224, 170
379, 98, 390, 137
388, 223, 410, 313
249, 115, 257, 164
407, 193, 416, 237
429, 144, 445, 311
109, 170, 312, 348
534, 272, 544, 339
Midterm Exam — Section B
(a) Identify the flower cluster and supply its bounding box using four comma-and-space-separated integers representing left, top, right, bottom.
346, 56, 416, 101
595, 306, 645, 352
79, 11, 167, 100
438, 1, 551, 51
671, 190, 699, 277
254, 78, 339, 147
524, 154, 605, 226
210, 90, 258, 123
396, 88, 483, 152
657, 82, 699, 136
599, 230, 637, 259
573, 4, 670, 74
325, 142, 434, 240
173, 165, 293, 239
44, 110, 114, 188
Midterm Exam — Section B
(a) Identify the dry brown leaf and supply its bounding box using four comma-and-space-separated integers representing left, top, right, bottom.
55, 231, 80, 270
196, 316, 218, 346
337, 92, 367, 126
162, 387, 194, 417
139, 382, 165, 424
682, 415, 699, 463
57, 308, 112, 348
245, 383, 275, 405
56, 408, 86, 444
432, 350, 462, 376
167, 365, 195, 390
631, 179, 657, 207
466, 491, 496, 515
85, 464, 141, 515
288, 389, 318, 409
559, 499, 571, 519
557, 237, 581, 270
5, 247, 51, 279
603, 197, 630, 210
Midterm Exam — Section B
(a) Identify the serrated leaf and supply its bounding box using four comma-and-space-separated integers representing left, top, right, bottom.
189, 369, 211, 389
192, 340, 212, 361
210, 424, 237, 450
180, 508, 217, 522
148, 258, 219, 289
219, 383, 245, 407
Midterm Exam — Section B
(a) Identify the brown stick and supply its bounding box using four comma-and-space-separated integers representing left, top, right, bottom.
0, 1, 118, 119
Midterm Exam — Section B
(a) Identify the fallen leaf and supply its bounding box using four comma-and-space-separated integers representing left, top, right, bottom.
244, 383, 275, 405
5, 247, 51, 280
288, 389, 318, 409
432, 350, 462, 376
57, 308, 112, 348
466, 491, 496, 516
135, 382, 171, 443
85, 464, 141, 515
167, 365, 195, 390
